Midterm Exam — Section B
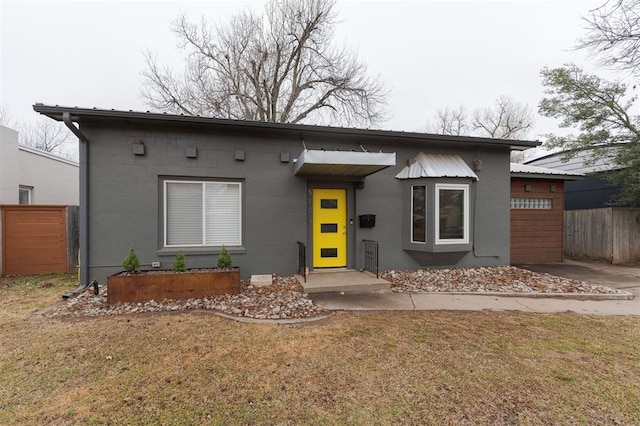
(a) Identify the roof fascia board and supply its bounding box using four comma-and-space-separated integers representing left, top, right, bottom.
511, 173, 584, 181
33, 104, 540, 149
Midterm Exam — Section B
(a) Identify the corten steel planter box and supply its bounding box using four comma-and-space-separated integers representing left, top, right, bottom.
106, 268, 240, 304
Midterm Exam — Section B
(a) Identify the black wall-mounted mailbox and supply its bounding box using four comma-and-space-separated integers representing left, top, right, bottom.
358, 214, 376, 228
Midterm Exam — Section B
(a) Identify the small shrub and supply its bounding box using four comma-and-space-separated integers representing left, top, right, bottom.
217, 246, 232, 268
122, 243, 141, 273
172, 251, 187, 272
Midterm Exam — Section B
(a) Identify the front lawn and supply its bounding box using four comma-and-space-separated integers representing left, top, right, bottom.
1, 275, 638, 424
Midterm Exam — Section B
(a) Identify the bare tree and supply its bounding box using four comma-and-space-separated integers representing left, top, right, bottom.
424, 96, 534, 163
0, 104, 17, 128
425, 96, 534, 140
142, 0, 387, 127
20, 120, 73, 154
0, 105, 77, 159
425, 106, 469, 135
472, 96, 535, 139
577, 0, 640, 76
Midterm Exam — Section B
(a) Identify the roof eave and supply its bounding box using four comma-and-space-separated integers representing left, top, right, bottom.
511, 173, 584, 181
33, 104, 541, 149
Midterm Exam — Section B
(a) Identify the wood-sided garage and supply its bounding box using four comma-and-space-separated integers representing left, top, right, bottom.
510, 164, 583, 264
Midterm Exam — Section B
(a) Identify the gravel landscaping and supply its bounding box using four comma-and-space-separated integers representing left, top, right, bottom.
383, 265, 627, 295
47, 266, 627, 319
48, 275, 324, 320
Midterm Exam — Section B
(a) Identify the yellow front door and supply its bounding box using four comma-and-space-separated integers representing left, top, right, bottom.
313, 188, 347, 267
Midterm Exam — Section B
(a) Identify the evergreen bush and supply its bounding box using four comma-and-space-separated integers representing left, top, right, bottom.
122, 243, 141, 273
217, 246, 232, 268
172, 251, 187, 272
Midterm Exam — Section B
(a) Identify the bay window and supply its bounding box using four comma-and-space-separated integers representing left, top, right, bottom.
435, 183, 469, 244
411, 185, 426, 243
403, 181, 472, 252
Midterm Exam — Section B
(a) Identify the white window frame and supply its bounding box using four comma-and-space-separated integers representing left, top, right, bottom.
411, 185, 427, 243
19, 186, 33, 205
435, 183, 469, 245
163, 180, 242, 248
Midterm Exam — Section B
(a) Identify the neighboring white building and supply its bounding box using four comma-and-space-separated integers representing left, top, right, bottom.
0, 124, 79, 275
0, 124, 78, 205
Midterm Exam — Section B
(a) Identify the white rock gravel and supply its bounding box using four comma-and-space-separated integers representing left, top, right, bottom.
48, 275, 325, 319
47, 266, 626, 319
382, 266, 626, 295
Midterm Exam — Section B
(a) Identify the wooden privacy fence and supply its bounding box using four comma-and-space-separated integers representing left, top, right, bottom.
564, 208, 640, 264
1, 205, 79, 275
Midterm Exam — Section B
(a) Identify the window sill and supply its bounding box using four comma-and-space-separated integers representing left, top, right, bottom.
403, 242, 471, 253
157, 246, 246, 257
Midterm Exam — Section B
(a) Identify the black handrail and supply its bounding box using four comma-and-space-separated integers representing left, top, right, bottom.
297, 241, 307, 283
362, 239, 379, 278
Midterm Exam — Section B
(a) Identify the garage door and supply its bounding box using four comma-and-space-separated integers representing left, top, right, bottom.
2, 206, 68, 275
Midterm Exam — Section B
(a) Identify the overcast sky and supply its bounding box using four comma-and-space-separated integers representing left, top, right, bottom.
2, 0, 605, 143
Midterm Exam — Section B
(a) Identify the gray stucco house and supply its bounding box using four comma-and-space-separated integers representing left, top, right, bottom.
34, 104, 539, 285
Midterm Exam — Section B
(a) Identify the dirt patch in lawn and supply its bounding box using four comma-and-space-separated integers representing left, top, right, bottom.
1, 276, 639, 425
0, 274, 76, 325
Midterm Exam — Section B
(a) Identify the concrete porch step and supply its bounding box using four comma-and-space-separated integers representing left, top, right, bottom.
296, 270, 391, 294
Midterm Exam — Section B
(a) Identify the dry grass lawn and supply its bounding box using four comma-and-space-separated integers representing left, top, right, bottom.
1, 274, 639, 425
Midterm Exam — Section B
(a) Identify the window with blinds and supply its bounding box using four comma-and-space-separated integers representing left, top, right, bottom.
165, 181, 241, 247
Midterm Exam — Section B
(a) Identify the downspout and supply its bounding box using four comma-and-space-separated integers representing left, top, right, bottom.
63, 112, 90, 285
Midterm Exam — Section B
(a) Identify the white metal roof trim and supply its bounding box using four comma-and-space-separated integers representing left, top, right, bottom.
293, 149, 396, 176
395, 153, 478, 180
510, 163, 584, 176
525, 152, 615, 174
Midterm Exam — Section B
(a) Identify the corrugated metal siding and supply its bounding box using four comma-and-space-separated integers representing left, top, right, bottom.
395, 153, 478, 180
510, 163, 583, 177
525, 150, 615, 174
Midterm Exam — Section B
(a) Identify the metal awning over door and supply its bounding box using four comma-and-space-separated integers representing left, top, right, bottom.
293, 149, 396, 177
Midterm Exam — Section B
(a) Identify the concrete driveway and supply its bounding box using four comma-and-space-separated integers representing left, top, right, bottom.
521, 258, 640, 298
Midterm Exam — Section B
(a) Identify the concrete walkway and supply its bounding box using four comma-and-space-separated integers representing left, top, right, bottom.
298, 270, 390, 294
310, 259, 640, 316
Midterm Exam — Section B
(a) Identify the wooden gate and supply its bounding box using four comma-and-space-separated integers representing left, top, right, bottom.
564, 208, 640, 264
1, 205, 74, 275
